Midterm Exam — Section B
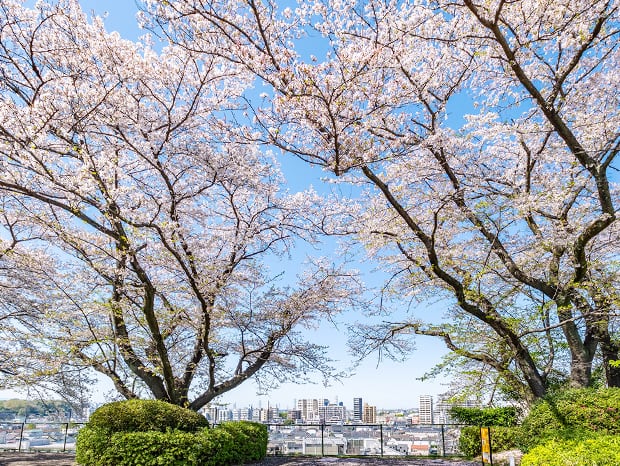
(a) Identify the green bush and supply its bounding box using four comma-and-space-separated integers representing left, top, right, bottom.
521, 435, 620, 466
86, 399, 209, 434
100, 429, 238, 466
458, 426, 521, 458
518, 388, 620, 452
450, 406, 519, 427
97, 424, 266, 466
218, 421, 268, 462
76, 401, 267, 466
75, 427, 109, 466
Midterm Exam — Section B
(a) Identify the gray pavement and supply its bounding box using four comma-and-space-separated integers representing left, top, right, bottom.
251, 458, 480, 466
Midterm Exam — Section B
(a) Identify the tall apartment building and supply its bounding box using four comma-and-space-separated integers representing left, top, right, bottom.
319, 402, 346, 424
232, 407, 253, 421
217, 408, 232, 422
419, 395, 433, 424
202, 406, 219, 423
353, 397, 363, 422
296, 399, 320, 422
362, 403, 376, 424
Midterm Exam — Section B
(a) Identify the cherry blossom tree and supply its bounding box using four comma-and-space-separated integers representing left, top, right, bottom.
0, 0, 360, 409
147, 0, 620, 402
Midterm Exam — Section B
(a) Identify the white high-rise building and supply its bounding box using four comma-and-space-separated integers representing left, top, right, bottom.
296, 399, 320, 422
217, 408, 232, 422
419, 395, 433, 424
319, 402, 346, 424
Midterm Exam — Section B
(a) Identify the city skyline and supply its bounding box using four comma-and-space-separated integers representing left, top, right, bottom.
197, 393, 470, 428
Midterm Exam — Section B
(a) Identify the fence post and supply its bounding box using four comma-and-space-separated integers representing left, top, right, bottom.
320, 424, 324, 456
63, 422, 69, 452
441, 424, 446, 456
380, 424, 383, 457
17, 422, 25, 452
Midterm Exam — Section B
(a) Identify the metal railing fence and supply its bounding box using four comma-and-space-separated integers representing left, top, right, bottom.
1, 420, 472, 457
0, 421, 85, 452
263, 423, 467, 457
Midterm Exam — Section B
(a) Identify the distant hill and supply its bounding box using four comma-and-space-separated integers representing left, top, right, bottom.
0, 399, 73, 420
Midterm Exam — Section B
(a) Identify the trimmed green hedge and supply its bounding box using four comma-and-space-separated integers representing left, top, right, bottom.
76, 400, 267, 466
450, 406, 519, 427
101, 429, 238, 466
458, 426, 521, 458
86, 399, 208, 434
521, 435, 620, 466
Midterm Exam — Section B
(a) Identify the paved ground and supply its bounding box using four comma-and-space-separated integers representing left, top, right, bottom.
0, 453, 75, 466
0, 453, 482, 466
252, 457, 481, 465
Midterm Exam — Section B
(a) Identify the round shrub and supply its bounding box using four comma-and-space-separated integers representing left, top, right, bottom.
77, 399, 209, 466
518, 388, 620, 451
87, 399, 209, 433
521, 435, 620, 466
77, 413, 267, 466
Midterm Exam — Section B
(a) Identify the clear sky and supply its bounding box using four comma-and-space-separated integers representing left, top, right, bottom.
1, 0, 451, 411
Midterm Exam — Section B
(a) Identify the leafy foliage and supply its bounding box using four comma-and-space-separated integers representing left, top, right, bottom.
76, 427, 110, 466
449, 406, 519, 427
78, 425, 268, 466
76, 401, 266, 466
521, 435, 620, 466
518, 388, 620, 451
217, 421, 269, 462
458, 426, 522, 458
86, 400, 209, 434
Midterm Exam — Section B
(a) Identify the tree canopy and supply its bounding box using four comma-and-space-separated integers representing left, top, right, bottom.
0, 0, 618, 406
0, 0, 360, 409
145, 0, 620, 403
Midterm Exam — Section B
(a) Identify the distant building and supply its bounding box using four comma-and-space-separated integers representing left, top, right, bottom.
435, 396, 478, 424
268, 406, 280, 422
319, 402, 346, 424
231, 407, 253, 421
202, 405, 219, 423
353, 397, 363, 422
419, 395, 433, 424
362, 403, 376, 424
217, 408, 232, 422
297, 399, 320, 423
303, 437, 347, 455
287, 410, 302, 422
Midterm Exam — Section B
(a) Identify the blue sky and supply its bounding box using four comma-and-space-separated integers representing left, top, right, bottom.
1, 0, 450, 411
